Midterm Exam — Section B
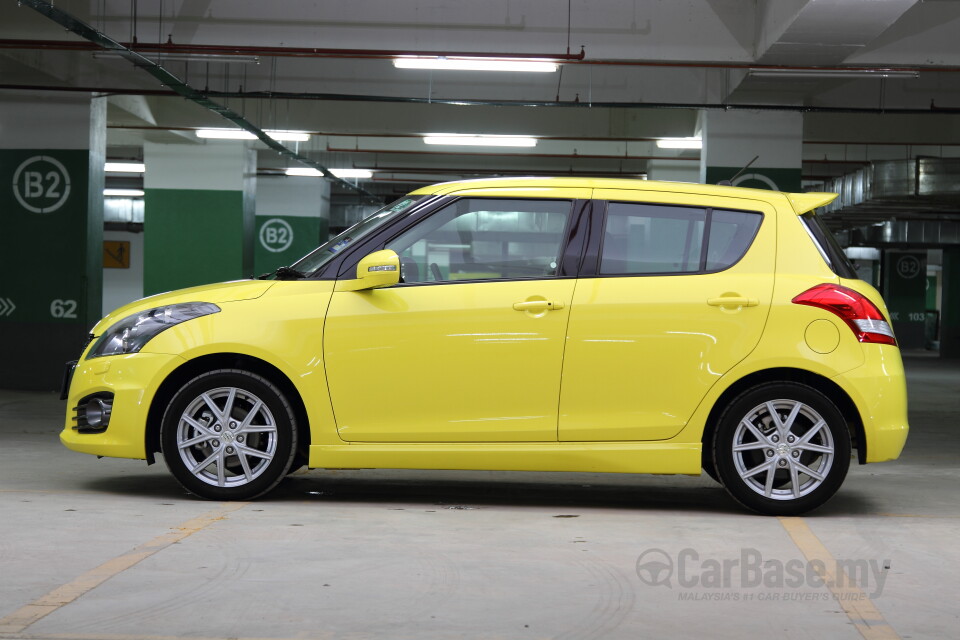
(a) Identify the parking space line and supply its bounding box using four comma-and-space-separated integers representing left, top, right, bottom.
779, 517, 899, 640
0, 502, 249, 635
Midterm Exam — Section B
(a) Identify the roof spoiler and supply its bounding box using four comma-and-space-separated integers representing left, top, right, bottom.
788, 192, 837, 215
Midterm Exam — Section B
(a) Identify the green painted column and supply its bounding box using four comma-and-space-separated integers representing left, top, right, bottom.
254, 175, 330, 276
882, 251, 928, 350
143, 142, 255, 296
700, 110, 803, 192
0, 92, 105, 390
941, 248, 960, 358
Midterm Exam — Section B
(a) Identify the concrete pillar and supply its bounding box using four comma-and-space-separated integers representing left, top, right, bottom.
143, 142, 255, 296
0, 91, 105, 390
941, 248, 960, 358
700, 110, 803, 192
254, 175, 330, 276
646, 160, 699, 183
882, 250, 928, 350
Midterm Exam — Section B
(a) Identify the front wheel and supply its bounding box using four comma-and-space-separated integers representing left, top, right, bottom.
161, 369, 297, 500
712, 382, 850, 516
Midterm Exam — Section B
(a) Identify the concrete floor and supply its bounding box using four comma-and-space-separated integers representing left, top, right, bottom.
0, 353, 957, 640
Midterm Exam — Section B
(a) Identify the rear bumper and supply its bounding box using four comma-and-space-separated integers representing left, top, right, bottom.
833, 345, 909, 463
60, 352, 184, 459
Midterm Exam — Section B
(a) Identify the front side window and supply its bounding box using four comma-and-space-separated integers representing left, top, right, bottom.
387, 198, 572, 283
600, 202, 762, 275
290, 196, 424, 275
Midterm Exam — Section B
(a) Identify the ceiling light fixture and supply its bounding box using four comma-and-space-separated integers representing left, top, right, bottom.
423, 134, 538, 147
656, 138, 702, 150
284, 168, 325, 177
748, 68, 919, 80
104, 189, 145, 197
394, 57, 558, 73
93, 51, 260, 64
330, 169, 374, 179
196, 129, 311, 142
104, 162, 145, 173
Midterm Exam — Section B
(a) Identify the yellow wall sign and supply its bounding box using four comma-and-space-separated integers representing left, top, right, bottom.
103, 241, 130, 269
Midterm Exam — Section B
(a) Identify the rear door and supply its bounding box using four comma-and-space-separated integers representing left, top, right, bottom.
558, 189, 776, 441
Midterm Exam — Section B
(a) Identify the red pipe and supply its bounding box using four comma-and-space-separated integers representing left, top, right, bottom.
3, 38, 960, 73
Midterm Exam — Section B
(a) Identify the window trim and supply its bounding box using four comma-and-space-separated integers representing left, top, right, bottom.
584, 199, 765, 278
330, 196, 591, 287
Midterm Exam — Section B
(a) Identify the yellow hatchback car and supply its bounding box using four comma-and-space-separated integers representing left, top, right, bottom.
61, 178, 908, 515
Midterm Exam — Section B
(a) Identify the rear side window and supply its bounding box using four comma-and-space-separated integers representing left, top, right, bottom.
800, 212, 859, 279
600, 202, 762, 275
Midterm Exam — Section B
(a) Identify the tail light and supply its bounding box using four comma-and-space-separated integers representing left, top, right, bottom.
792, 283, 897, 346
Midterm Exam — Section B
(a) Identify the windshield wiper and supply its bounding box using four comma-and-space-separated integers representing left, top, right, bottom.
257, 266, 307, 280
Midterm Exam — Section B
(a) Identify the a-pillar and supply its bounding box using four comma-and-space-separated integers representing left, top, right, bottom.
0, 91, 105, 390
143, 142, 255, 295
940, 248, 960, 358
699, 110, 803, 192
254, 175, 330, 276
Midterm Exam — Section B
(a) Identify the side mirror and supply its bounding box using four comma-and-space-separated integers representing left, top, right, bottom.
335, 249, 401, 292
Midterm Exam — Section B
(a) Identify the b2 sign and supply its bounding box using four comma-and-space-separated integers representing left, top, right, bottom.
12, 155, 72, 214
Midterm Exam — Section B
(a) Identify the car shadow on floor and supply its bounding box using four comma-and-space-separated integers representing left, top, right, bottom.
78, 469, 885, 517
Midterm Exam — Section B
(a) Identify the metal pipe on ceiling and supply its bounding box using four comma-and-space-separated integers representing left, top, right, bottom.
2, 38, 958, 74
15, 4, 382, 204
3, 83, 958, 116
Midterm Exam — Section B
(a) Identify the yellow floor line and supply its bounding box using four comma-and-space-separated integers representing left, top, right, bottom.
0, 502, 249, 635
779, 517, 900, 640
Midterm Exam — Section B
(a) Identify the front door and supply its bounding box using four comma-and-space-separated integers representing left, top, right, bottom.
324, 196, 582, 442
558, 190, 776, 441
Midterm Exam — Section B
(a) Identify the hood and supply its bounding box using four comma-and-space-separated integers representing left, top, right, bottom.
91, 280, 276, 335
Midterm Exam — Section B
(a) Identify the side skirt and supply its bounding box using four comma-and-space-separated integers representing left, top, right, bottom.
308, 441, 702, 475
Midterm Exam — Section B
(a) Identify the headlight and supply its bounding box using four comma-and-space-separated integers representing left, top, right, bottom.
87, 302, 220, 359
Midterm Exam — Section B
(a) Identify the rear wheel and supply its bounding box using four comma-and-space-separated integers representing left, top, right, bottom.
713, 382, 850, 516
161, 369, 297, 500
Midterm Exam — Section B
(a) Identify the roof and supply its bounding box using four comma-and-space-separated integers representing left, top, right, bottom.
411, 177, 837, 214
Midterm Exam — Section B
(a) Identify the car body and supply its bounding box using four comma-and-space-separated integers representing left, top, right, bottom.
61, 177, 909, 514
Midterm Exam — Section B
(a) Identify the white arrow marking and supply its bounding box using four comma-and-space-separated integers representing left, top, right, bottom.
0, 298, 15, 317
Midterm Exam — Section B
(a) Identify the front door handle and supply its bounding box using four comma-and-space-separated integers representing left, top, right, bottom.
707, 296, 759, 308
513, 300, 564, 312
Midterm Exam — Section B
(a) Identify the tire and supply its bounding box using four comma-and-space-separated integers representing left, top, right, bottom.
160, 369, 297, 500
712, 382, 850, 516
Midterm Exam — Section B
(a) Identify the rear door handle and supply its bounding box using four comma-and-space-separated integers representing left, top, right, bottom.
513, 300, 564, 312
707, 296, 758, 307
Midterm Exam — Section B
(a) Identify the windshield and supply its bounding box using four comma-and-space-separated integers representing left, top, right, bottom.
288, 195, 425, 275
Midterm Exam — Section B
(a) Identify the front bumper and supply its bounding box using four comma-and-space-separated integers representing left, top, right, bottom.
60, 352, 185, 459
833, 344, 909, 463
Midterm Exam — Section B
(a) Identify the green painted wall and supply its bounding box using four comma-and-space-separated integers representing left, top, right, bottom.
144, 188, 247, 296
254, 214, 326, 277
883, 251, 927, 349
704, 167, 802, 192
0, 148, 101, 389
942, 249, 960, 358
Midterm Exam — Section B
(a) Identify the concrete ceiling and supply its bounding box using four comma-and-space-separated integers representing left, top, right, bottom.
2, 0, 960, 207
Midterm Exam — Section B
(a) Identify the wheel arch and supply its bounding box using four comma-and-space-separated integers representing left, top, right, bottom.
700, 367, 866, 468
145, 353, 310, 465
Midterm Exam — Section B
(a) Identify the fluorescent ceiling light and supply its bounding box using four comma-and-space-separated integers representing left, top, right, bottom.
394, 57, 558, 73
196, 129, 311, 142
104, 162, 145, 173
423, 134, 538, 147
656, 138, 702, 150
330, 168, 374, 179
748, 68, 918, 79
104, 189, 144, 197
284, 168, 325, 177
